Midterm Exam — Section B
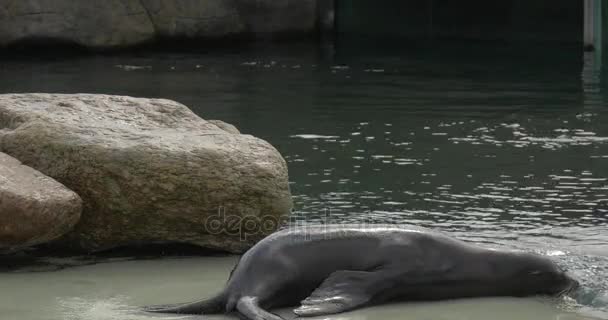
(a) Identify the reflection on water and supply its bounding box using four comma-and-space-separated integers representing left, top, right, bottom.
0, 42, 607, 318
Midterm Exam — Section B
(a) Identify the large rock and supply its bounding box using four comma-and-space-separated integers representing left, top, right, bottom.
140, 0, 246, 38
0, 0, 155, 48
0, 94, 292, 253
141, 0, 318, 38
0, 0, 318, 49
0, 152, 81, 251
235, 0, 318, 35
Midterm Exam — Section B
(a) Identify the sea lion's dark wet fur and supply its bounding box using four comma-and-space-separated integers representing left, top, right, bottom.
144, 225, 578, 320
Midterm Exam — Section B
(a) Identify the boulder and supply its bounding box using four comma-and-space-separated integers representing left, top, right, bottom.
0, 0, 318, 49
140, 0, 246, 38
208, 119, 240, 134
0, 94, 292, 253
0, 0, 155, 48
235, 0, 318, 35
140, 0, 317, 38
0, 152, 81, 251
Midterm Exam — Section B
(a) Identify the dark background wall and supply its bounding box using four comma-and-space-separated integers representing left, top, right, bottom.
335, 0, 583, 44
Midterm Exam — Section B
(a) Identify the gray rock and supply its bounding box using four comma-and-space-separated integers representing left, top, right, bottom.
0, 0, 318, 49
0, 0, 155, 48
141, 0, 246, 38
0, 152, 81, 251
0, 94, 292, 253
235, 0, 317, 35
141, 0, 317, 38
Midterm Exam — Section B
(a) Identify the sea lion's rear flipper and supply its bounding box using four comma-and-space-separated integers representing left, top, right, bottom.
236, 296, 285, 320
143, 292, 225, 314
293, 270, 383, 317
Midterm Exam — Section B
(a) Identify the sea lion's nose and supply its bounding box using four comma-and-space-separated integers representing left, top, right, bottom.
569, 277, 580, 291
562, 273, 580, 291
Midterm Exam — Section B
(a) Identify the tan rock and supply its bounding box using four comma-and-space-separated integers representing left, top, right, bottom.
0, 152, 81, 250
209, 120, 240, 134
0, 94, 292, 253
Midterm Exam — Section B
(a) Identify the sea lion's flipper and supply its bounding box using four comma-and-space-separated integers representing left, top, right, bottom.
294, 270, 381, 317
143, 292, 225, 314
236, 296, 285, 320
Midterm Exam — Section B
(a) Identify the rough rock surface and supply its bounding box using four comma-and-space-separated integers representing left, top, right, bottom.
140, 0, 246, 38
208, 119, 240, 134
0, 93, 292, 253
0, 152, 81, 251
235, 0, 317, 35
0, 0, 155, 48
0, 0, 318, 49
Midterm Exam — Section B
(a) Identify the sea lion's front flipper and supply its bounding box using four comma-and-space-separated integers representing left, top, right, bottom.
236, 296, 284, 320
294, 270, 384, 317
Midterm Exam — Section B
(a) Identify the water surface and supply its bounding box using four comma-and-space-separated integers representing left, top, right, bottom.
0, 257, 599, 320
0, 42, 607, 319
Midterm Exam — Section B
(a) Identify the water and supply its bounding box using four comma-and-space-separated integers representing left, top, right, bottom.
0, 256, 597, 320
0, 256, 598, 320
1, 42, 607, 319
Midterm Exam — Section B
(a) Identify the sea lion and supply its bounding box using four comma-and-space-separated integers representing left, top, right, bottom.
143, 224, 578, 320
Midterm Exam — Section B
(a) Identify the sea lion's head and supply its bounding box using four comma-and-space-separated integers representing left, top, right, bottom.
490, 251, 579, 297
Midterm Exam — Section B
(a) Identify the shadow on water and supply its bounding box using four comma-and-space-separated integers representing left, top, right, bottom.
0, 243, 231, 273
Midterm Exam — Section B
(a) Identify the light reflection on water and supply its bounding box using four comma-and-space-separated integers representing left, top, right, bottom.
0, 43, 607, 317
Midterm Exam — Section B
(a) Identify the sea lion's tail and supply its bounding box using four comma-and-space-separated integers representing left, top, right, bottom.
142, 291, 226, 314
